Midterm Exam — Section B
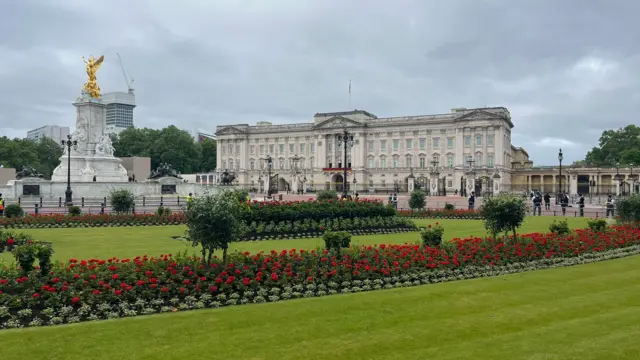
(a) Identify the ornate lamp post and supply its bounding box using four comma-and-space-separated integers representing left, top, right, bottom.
261, 155, 273, 197
558, 149, 563, 195
302, 172, 308, 195
429, 155, 440, 196
336, 129, 354, 198
61, 134, 78, 206
352, 174, 358, 195
289, 154, 301, 194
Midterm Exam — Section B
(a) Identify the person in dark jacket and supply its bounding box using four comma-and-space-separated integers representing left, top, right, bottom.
606, 194, 615, 217
533, 192, 542, 215
543, 192, 551, 210
468, 191, 476, 210
578, 193, 585, 217
560, 192, 569, 215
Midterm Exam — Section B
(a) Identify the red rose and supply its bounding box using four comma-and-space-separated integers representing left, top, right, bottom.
33, 293, 40, 298
161, 287, 169, 293
7, 239, 14, 246
93, 289, 101, 295
112, 274, 119, 280
71, 297, 81, 304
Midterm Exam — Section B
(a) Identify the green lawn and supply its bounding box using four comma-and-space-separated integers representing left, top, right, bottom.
0, 217, 589, 263
1, 252, 638, 360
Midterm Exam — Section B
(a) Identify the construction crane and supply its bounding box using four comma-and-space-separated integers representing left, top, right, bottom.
116, 53, 135, 94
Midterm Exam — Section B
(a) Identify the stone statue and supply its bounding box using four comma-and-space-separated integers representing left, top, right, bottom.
95, 134, 114, 157
82, 55, 104, 98
220, 169, 236, 185
15, 167, 44, 180
69, 116, 88, 154
148, 162, 182, 180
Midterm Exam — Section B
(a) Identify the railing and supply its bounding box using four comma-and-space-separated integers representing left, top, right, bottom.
7, 196, 186, 215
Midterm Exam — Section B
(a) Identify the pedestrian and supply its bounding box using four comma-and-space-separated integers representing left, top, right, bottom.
392, 193, 398, 209
561, 192, 569, 216
606, 194, 615, 217
186, 193, 193, 207
468, 191, 476, 210
543, 192, 551, 210
533, 191, 542, 216
0, 193, 4, 217
578, 193, 585, 217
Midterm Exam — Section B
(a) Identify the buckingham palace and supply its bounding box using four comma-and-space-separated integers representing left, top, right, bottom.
214, 107, 522, 196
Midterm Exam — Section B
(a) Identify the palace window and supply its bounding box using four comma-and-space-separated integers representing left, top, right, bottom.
393, 139, 399, 151
368, 140, 374, 153
487, 134, 495, 146
406, 139, 413, 150
380, 140, 387, 152
432, 137, 439, 148
464, 136, 471, 148
447, 137, 454, 149
475, 135, 482, 146
419, 138, 426, 150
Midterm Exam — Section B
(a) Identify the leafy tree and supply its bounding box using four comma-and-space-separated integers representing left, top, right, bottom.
109, 189, 135, 214
585, 125, 640, 166
199, 138, 217, 172
184, 190, 247, 265
408, 189, 426, 210
0, 137, 61, 179
480, 195, 527, 240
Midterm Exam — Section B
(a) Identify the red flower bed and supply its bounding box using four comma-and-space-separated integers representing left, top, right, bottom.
1, 226, 638, 326
0, 213, 186, 229
398, 208, 483, 219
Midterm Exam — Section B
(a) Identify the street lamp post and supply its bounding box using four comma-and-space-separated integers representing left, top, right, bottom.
336, 129, 354, 198
61, 134, 78, 206
261, 155, 273, 197
352, 174, 357, 196
558, 149, 563, 195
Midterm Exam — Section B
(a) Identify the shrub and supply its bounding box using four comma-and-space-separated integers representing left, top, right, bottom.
616, 194, 640, 226
4, 204, 24, 218
68, 205, 82, 216
317, 190, 338, 201
549, 220, 570, 235
35, 243, 54, 276
409, 189, 426, 210
444, 203, 455, 211
184, 191, 247, 265
109, 189, 135, 214
420, 223, 444, 247
587, 218, 608, 232
322, 230, 351, 251
481, 195, 526, 239
156, 206, 172, 216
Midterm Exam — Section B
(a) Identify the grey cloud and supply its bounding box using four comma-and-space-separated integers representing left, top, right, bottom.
1, 0, 639, 164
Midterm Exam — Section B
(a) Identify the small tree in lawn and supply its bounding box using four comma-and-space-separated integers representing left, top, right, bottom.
408, 189, 426, 211
109, 189, 135, 214
481, 195, 526, 241
184, 190, 247, 266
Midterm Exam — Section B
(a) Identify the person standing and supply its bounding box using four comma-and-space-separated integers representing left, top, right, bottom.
186, 193, 193, 208
578, 193, 585, 217
561, 192, 569, 216
533, 192, 542, 216
0, 193, 4, 217
606, 194, 615, 218
543, 192, 551, 210
392, 193, 398, 209
468, 191, 476, 210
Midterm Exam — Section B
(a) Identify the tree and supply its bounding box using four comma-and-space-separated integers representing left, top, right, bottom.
408, 189, 426, 210
585, 125, 640, 166
616, 194, 640, 227
480, 195, 527, 240
184, 190, 247, 266
198, 138, 217, 172
0, 136, 62, 179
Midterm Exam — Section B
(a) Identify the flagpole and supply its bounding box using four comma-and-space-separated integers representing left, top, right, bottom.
348, 80, 351, 108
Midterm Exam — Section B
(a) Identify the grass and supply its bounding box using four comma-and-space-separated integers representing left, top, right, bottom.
1, 252, 638, 359
0, 217, 589, 263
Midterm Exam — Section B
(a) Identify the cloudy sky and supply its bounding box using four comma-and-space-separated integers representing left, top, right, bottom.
2, 0, 639, 165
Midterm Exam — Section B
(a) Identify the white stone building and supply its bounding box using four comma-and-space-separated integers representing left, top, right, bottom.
215, 107, 516, 196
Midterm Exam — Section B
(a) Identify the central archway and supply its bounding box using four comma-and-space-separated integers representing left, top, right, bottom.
333, 174, 344, 192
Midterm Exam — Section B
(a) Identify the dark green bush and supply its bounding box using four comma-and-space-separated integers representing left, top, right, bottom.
444, 203, 455, 211
616, 194, 640, 226
322, 230, 351, 251
420, 223, 444, 247
549, 220, 570, 235
156, 206, 172, 216
4, 204, 24, 218
317, 190, 338, 201
109, 189, 135, 214
409, 189, 426, 210
587, 218, 608, 232
68, 206, 82, 216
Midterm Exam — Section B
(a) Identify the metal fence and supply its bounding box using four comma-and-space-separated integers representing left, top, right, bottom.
6, 196, 187, 215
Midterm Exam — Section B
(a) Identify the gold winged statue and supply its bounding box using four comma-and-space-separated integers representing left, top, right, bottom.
82, 55, 104, 98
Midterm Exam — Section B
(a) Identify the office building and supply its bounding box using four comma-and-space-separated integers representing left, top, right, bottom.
26, 125, 70, 144
102, 91, 136, 133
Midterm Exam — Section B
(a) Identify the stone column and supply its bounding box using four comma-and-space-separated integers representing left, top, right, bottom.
430, 173, 439, 196
408, 177, 415, 192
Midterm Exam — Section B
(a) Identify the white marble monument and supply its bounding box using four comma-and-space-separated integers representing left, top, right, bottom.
51, 92, 128, 183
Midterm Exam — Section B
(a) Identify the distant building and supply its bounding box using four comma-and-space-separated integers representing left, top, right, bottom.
26, 125, 70, 144
119, 156, 150, 181
102, 91, 136, 133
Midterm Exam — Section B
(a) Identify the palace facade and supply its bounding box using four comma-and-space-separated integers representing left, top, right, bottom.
215, 107, 640, 196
